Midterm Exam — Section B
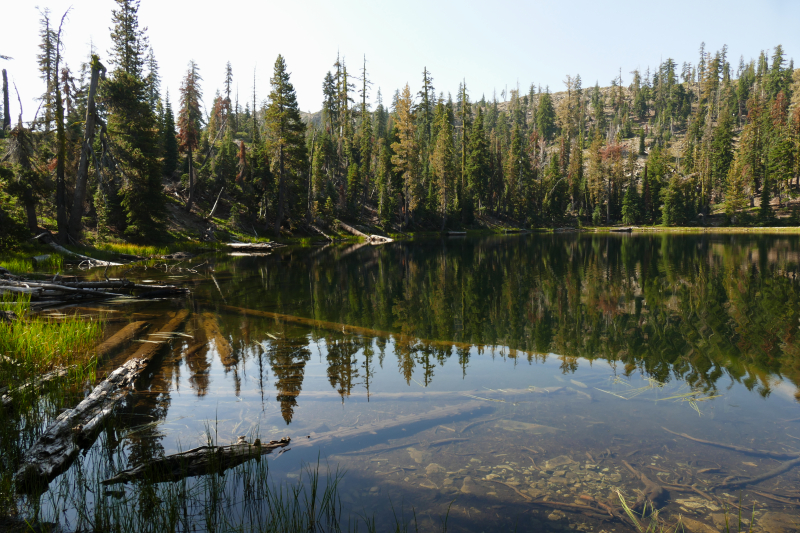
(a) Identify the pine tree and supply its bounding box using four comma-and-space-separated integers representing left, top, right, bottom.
431, 102, 455, 231
108, 0, 148, 78
162, 90, 178, 176
391, 84, 419, 227
264, 55, 307, 234
466, 107, 490, 213
178, 60, 203, 212
536, 88, 556, 141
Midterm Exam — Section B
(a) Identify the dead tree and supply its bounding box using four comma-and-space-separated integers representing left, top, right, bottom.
68, 56, 105, 241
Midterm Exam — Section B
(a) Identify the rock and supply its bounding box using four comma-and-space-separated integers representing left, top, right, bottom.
546, 510, 565, 521
678, 517, 719, 533
407, 447, 427, 464
460, 476, 478, 494
758, 512, 799, 533
426, 463, 446, 475
608, 473, 622, 482
545, 455, 575, 470
419, 479, 438, 490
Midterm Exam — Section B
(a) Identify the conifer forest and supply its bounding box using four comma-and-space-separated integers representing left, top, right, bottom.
1, 1, 799, 248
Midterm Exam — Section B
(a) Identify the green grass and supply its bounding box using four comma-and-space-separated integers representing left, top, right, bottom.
0, 246, 65, 274
618, 492, 754, 533
0, 292, 105, 386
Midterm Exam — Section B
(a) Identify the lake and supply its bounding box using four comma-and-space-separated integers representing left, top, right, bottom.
12, 233, 800, 532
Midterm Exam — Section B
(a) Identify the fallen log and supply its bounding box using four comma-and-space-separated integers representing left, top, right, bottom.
45, 239, 122, 266
293, 401, 487, 449
0, 280, 127, 298
224, 242, 282, 252
1, 366, 73, 409
93, 320, 149, 361
102, 437, 291, 485
337, 221, 367, 237
16, 310, 189, 491
219, 303, 533, 357
714, 455, 800, 490
367, 234, 393, 244
622, 460, 668, 511
662, 427, 800, 460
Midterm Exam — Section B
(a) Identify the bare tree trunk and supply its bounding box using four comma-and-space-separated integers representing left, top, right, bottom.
23, 189, 37, 233
1, 69, 9, 132
274, 145, 284, 235
185, 146, 195, 212
55, 82, 68, 243
68, 57, 104, 241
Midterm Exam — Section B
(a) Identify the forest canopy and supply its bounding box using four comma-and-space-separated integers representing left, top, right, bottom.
2, 0, 800, 247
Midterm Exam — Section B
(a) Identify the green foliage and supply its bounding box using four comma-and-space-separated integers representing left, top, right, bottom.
536, 89, 556, 141
661, 175, 693, 226
621, 182, 642, 225
0, 167, 28, 249
101, 70, 165, 241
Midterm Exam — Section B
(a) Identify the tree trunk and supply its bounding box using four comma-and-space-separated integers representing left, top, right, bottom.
185, 146, 195, 212
55, 86, 68, 244
1, 69, 9, 132
23, 189, 37, 233
68, 57, 103, 241
274, 145, 285, 235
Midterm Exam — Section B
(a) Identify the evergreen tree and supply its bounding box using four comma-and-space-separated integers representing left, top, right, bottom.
391, 84, 418, 227
536, 88, 556, 141
178, 60, 203, 212
108, 0, 148, 78
466, 107, 490, 213
431, 102, 455, 230
162, 90, 178, 176
264, 55, 307, 234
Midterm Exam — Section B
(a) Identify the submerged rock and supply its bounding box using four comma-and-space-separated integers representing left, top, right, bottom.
425, 463, 445, 474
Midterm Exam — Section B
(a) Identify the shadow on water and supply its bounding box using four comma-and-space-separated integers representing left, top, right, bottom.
3, 233, 800, 532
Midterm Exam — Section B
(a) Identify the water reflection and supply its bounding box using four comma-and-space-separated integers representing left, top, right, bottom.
209, 234, 800, 402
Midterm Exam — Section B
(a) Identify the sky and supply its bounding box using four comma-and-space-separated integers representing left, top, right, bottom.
2, 0, 799, 123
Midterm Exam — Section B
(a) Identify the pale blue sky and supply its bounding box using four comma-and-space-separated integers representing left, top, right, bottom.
2, 0, 799, 122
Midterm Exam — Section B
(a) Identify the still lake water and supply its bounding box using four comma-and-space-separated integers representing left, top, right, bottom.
34, 234, 800, 531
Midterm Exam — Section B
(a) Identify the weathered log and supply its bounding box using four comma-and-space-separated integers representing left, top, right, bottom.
16, 310, 189, 491
1, 366, 73, 409
219, 303, 531, 356
337, 221, 367, 237
662, 427, 800, 460
46, 240, 123, 266
101, 437, 290, 485
225, 242, 282, 252
293, 401, 487, 449
622, 460, 668, 511
367, 234, 393, 244
714, 456, 800, 490
93, 321, 148, 361
0, 280, 126, 298
0, 310, 17, 323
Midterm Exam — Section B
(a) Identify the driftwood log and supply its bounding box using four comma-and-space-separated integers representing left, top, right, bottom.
662, 427, 800, 460
16, 310, 189, 490
622, 460, 668, 511
225, 242, 283, 253
93, 320, 149, 361
102, 437, 291, 485
293, 400, 487, 450
0, 277, 186, 309
1, 366, 73, 409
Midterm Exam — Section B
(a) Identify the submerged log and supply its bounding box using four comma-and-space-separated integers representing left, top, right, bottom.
93, 320, 149, 361
714, 456, 800, 490
1, 366, 73, 409
622, 460, 668, 511
102, 437, 291, 485
218, 303, 532, 357
16, 310, 189, 491
662, 427, 800, 460
293, 400, 487, 450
